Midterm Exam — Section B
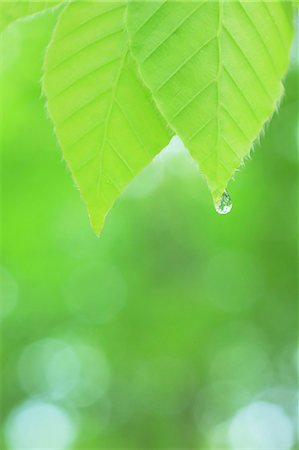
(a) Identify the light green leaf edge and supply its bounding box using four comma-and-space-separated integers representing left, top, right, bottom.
43, 1, 171, 235
127, 0, 295, 206
0, 0, 66, 33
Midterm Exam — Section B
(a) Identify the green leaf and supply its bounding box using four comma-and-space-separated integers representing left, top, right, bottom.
0, 0, 63, 33
43, 1, 171, 234
127, 0, 295, 205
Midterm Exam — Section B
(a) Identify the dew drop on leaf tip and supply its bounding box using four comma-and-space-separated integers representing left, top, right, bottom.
215, 190, 232, 215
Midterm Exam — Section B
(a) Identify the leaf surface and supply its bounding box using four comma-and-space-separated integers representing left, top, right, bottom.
43, 1, 171, 234
127, 0, 295, 204
0, 0, 63, 32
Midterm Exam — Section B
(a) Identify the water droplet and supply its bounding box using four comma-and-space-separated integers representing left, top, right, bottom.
215, 190, 232, 215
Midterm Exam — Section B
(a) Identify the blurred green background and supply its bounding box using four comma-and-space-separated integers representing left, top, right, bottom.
0, 8, 298, 450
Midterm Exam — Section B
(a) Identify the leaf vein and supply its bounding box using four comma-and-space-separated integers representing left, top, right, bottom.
48, 55, 122, 102
96, 49, 129, 200
237, 1, 280, 76
57, 87, 111, 126
223, 25, 273, 101
171, 79, 216, 121
133, 0, 168, 36
262, 2, 288, 53
223, 66, 260, 124
107, 139, 134, 175
187, 117, 215, 144
221, 105, 251, 142
155, 34, 216, 93
55, 4, 125, 43
222, 136, 241, 162
64, 119, 105, 151
47, 27, 124, 75
140, 0, 207, 64
115, 99, 150, 157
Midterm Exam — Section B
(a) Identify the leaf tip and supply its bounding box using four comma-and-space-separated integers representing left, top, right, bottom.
89, 215, 105, 237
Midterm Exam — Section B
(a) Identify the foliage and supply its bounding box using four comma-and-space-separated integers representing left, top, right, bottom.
0, 9, 298, 448
0, 1, 296, 235
44, 2, 171, 233
127, 1, 294, 203
1, 11, 298, 445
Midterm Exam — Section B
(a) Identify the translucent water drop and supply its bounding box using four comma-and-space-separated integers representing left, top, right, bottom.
215, 190, 232, 215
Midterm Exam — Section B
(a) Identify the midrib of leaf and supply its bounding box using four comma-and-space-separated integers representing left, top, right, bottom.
212, 2, 244, 195
215, 0, 223, 193
96, 46, 128, 205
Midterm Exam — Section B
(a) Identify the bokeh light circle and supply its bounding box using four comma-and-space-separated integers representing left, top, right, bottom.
18, 339, 80, 400
229, 401, 294, 450
5, 400, 76, 450
18, 339, 110, 407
